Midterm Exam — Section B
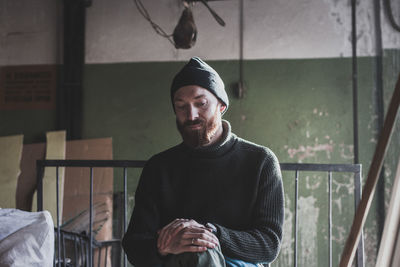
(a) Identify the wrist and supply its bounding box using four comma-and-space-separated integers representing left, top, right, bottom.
158, 248, 168, 257
206, 222, 218, 236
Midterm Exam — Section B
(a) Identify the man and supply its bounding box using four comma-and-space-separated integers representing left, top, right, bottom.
122, 57, 284, 267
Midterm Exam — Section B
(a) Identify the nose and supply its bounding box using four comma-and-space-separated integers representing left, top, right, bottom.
187, 105, 199, 121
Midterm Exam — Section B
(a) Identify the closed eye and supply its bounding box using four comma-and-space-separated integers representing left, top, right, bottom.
196, 101, 207, 108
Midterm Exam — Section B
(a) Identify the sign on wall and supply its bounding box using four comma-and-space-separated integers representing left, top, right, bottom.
0, 65, 56, 110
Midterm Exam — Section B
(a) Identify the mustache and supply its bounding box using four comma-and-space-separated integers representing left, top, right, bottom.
183, 119, 204, 127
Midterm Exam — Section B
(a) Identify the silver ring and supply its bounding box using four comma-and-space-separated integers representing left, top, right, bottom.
191, 238, 195, 245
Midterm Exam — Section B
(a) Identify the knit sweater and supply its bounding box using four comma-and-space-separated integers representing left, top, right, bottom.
122, 121, 284, 266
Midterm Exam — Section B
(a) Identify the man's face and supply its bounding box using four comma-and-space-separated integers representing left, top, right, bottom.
173, 85, 225, 148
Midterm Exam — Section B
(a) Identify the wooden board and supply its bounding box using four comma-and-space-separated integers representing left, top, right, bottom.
0, 134, 23, 208
340, 73, 400, 266
375, 158, 400, 267
62, 137, 113, 242
32, 131, 66, 224
16, 143, 46, 211
62, 138, 113, 267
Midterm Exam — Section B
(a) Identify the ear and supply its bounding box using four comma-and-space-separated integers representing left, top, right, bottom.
220, 104, 227, 113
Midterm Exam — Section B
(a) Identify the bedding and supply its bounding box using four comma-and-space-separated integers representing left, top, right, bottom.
0, 209, 54, 267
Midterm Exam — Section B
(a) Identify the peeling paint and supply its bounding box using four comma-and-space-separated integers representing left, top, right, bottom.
276, 195, 294, 266
333, 198, 342, 214
367, 114, 378, 133
338, 143, 354, 160
364, 224, 378, 264
287, 120, 302, 131
287, 143, 333, 162
298, 196, 319, 267
332, 174, 354, 195
332, 225, 346, 244
305, 175, 322, 190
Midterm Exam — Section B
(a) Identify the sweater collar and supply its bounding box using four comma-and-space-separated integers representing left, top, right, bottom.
180, 120, 237, 158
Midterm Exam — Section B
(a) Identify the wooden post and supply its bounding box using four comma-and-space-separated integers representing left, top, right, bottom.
375, 158, 400, 267
339, 73, 400, 267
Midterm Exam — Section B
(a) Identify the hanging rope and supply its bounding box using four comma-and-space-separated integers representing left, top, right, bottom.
384, 0, 400, 32
133, 0, 176, 46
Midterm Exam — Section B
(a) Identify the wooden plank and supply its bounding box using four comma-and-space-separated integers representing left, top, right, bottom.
0, 134, 23, 208
32, 131, 66, 224
375, 158, 400, 267
63, 138, 113, 267
391, 227, 400, 267
63, 138, 113, 242
16, 143, 46, 211
340, 73, 400, 267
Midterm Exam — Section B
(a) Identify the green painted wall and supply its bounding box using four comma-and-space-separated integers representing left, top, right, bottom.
81, 58, 365, 267
1, 51, 399, 266
0, 109, 56, 144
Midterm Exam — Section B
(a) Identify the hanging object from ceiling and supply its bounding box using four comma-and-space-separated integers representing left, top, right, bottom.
195, 0, 226, 26
133, 0, 226, 49
173, 3, 197, 49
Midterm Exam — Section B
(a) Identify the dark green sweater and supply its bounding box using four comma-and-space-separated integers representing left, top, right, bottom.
122, 121, 284, 266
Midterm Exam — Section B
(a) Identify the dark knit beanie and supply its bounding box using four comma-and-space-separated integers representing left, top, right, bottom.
170, 57, 229, 113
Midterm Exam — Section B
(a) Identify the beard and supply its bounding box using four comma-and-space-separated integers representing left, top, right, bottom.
177, 107, 221, 148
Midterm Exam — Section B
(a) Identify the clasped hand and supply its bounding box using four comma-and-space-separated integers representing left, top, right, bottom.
157, 218, 219, 256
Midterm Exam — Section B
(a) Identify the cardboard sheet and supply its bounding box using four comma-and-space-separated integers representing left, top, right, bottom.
16, 137, 113, 266
0, 135, 23, 208
16, 143, 46, 211
63, 138, 113, 242
63, 138, 113, 267
32, 131, 66, 224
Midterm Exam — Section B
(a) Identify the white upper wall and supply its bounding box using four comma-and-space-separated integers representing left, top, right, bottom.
0, 0, 61, 66
1, 0, 399, 65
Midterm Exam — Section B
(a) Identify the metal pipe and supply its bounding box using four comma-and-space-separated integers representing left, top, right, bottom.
373, 0, 386, 250
62, 232, 66, 266
354, 168, 365, 267
105, 246, 109, 267
36, 161, 44, 211
351, 0, 359, 165
294, 170, 299, 267
239, 0, 244, 86
74, 235, 78, 266
56, 166, 61, 267
98, 246, 102, 267
124, 167, 128, 267
89, 167, 93, 267
328, 171, 332, 267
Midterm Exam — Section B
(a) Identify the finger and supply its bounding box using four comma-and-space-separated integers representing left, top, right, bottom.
158, 219, 186, 248
186, 219, 206, 229
162, 219, 201, 248
160, 219, 191, 249
182, 230, 219, 245
189, 237, 217, 249
160, 219, 207, 249
162, 220, 190, 249
183, 227, 218, 240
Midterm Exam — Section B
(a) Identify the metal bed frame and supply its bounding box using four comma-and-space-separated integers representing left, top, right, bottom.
36, 160, 364, 267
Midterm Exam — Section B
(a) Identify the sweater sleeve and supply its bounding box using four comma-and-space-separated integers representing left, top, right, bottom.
215, 153, 284, 264
122, 159, 164, 267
